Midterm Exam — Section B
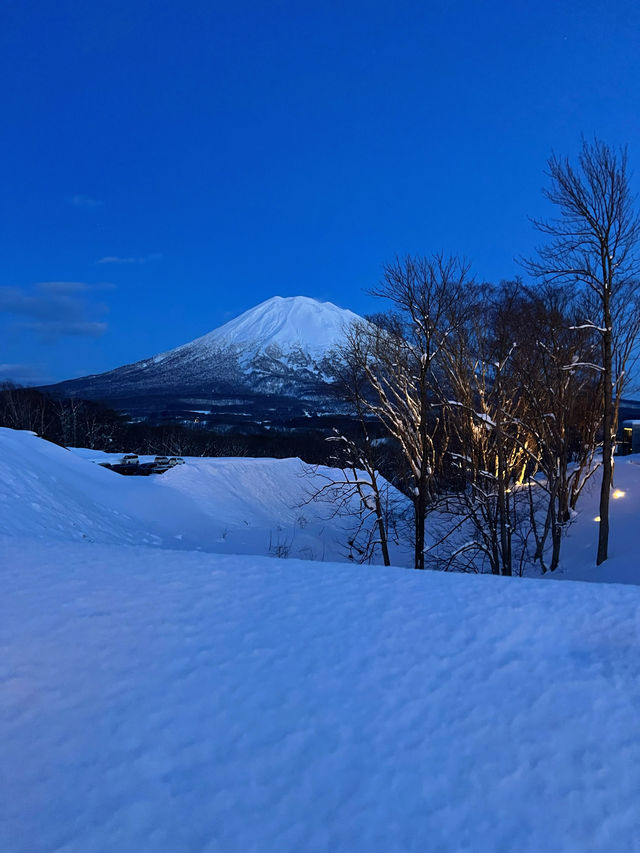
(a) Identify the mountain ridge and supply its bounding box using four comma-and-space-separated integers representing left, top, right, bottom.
41, 296, 363, 429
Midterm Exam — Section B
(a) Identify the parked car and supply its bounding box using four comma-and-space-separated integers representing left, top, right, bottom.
154, 456, 171, 468
168, 457, 185, 466
121, 454, 139, 466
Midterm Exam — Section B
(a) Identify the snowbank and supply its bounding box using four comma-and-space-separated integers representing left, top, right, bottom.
4, 427, 640, 581
4, 428, 640, 849
0, 428, 406, 564
2, 537, 640, 852
554, 457, 640, 584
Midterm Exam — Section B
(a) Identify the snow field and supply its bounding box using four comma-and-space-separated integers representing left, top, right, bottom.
0, 428, 406, 564
6, 426, 640, 583
4, 427, 640, 850
2, 538, 640, 852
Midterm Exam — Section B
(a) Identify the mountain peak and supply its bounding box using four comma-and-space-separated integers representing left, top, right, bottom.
184, 294, 362, 356
42, 294, 364, 418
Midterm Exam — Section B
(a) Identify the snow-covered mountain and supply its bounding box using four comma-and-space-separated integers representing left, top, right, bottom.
179, 294, 361, 359
43, 296, 363, 423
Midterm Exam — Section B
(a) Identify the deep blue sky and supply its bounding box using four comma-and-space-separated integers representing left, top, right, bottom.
2, 0, 639, 384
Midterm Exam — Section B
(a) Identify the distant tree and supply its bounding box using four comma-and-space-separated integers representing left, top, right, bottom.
0, 383, 50, 435
526, 139, 640, 564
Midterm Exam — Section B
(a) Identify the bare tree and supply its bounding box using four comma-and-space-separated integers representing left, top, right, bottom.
0, 383, 50, 436
341, 254, 474, 569
326, 350, 403, 565
442, 283, 537, 576
526, 138, 640, 564
303, 432, 399, 566
509, 286, 602, 572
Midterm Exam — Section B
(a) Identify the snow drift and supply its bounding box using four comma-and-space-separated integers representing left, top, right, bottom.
0, 427, 403, 564
4, 426, 640, 851
2, 538, 640, 852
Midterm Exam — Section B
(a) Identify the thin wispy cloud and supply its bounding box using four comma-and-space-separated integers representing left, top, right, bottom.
18, 321, 108, 340
0, 282, 112, 342
36, 281, 115, 293
0, 363, 52, 385
97, 256, 141, 265
69, 194, 104, 209
97, 253, 162, 265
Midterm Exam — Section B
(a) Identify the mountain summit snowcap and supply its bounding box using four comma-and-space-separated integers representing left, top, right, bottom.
41, 295, 366, 417
177, 295, 362, 356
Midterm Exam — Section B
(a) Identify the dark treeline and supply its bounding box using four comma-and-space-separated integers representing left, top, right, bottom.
0, 383, 352, 465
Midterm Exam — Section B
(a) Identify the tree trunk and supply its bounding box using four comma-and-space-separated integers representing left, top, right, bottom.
495, 407, 512, 576
597, 315, 613, 565
375, 495, 391, 566
414, 487, 426, 570
550, 520, 562, 572
414, 369, 429, 570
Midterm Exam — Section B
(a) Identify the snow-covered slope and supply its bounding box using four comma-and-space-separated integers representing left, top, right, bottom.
172, 294, 362, 359
0, 428, 407, 564
44, 295, 363, 404
3, 538, 640, 852
6, 429, 640, 849
6, 427, 640, 583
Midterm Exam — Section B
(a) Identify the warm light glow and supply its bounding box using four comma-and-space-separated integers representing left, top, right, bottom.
613, 489, 626, 500
593, 516, 601, 522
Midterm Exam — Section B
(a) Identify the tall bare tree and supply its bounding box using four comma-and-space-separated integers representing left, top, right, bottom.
509, 286, 602, 572
443, 283, 537, 576
342, 254, 474, 569
526, 138, 640, 564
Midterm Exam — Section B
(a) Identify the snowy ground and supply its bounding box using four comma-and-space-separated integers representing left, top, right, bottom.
552, 458, 640, 585
3, 428, 640, 851
6, 428, 640, 583
3, 538, 640, 852
422, 457, 640, 585
0, 429, 409, 565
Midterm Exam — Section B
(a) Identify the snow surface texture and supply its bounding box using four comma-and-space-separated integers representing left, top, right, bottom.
4, 427, 640, 850
0, 429, 406, 565
552, 459, 640, 585
5, 427, 640, 581
3, 538, 640, 852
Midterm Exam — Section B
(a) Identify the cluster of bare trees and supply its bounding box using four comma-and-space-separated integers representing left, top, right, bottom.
0, 384, 123, 449
328, 138, 640, 573
0, 385, 344, 462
